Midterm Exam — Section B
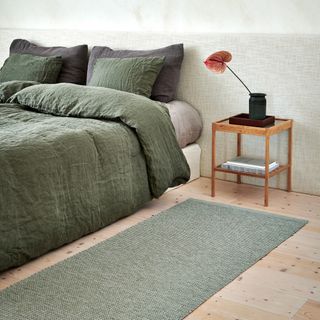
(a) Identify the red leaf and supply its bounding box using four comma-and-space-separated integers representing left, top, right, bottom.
204, 51, 232, 74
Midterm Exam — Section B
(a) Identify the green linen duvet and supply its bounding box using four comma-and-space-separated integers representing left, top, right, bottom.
0, 83, 190, 272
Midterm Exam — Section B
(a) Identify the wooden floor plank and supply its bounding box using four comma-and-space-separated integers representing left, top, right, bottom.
186, 297, 289, 320
256, 251, 320, 281
293, 299, 320, 320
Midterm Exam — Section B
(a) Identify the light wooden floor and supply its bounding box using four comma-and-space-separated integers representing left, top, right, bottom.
1, 178, 320, 319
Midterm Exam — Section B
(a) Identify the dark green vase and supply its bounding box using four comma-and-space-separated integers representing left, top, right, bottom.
249, 93, 266, 120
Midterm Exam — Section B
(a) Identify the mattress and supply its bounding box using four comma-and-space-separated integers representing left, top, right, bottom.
164, 100, 202, 148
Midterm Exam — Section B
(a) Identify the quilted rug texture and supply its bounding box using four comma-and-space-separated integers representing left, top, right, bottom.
0, 199, 307, 320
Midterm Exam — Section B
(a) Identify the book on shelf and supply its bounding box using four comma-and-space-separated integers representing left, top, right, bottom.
221, 156, 279, 174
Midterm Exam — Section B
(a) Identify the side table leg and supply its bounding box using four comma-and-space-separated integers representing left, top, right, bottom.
237, 133, 241, 184
211, 124, 216, 197
264, 135, 270, 206
287, 127, 292, 192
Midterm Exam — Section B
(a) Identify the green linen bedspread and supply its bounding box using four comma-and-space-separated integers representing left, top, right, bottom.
0, 83, 190, 271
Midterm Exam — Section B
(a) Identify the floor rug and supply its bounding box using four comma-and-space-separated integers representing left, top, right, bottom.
0, 199, 307, 320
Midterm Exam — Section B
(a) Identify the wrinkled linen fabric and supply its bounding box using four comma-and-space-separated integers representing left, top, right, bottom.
0, 83, 190, 271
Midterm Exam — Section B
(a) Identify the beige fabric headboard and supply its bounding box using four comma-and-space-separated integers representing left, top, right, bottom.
0, 29, 319, 195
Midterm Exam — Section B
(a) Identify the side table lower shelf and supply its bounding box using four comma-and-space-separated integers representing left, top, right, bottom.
212, 164, 291, 207
214, 164, 289, 179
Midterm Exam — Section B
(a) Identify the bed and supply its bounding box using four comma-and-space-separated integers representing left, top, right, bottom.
0, 82, 194, 272
0, 40, 202, 272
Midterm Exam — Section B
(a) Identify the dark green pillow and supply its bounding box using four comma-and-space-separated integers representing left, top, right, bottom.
0, 80, 39, 102
88, 57, 165, 97
0, 53, 62, 84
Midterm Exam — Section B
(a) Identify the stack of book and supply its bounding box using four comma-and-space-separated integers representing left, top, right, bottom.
221, 156, 279, 175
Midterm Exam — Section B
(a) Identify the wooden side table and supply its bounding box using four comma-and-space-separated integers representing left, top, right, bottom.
211, 117, 293, 206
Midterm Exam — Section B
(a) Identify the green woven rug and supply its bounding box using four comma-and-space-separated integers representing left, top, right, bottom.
0, 199, 307, 320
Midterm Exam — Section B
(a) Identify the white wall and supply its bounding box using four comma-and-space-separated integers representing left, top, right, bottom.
0, 0, 320, 34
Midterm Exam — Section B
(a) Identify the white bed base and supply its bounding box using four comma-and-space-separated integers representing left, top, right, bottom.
182, 143, 201, 182
166, 143, 201, 192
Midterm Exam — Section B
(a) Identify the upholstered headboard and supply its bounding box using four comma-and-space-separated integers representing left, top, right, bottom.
1, 29, 319, 195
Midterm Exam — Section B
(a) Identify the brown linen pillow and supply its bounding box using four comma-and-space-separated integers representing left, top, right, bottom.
10, 39, 88, 84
